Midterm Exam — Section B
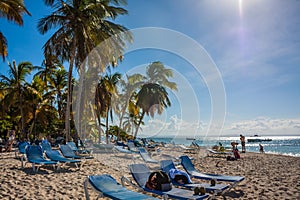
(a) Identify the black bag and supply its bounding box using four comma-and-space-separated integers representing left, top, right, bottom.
174, 174, 189, 184
226, 155, 236, 161
146, 171, 172, 191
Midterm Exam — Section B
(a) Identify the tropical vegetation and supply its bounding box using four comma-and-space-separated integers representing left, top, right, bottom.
0, 1, 177, 143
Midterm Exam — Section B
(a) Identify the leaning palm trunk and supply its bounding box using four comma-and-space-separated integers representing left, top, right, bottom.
133, 111, 145, 139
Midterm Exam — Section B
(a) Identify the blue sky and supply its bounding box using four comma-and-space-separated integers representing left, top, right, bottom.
1, 0, 300, 138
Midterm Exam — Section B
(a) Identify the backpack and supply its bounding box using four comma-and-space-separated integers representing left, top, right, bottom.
145, 171, 172, 191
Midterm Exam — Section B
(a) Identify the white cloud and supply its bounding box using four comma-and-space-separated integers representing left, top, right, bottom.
138, 115, 207, 139
227, 117, 300, 136
137, 115, 300, 138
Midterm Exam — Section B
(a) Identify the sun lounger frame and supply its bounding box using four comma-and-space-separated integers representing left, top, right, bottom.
180, 155, 244, 191
122, 163, 210, 200
160, 159, 230, 197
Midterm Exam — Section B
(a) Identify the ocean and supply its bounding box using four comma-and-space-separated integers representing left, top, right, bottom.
149, 136, 300, 157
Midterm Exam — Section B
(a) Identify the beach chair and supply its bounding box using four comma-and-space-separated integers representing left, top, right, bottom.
92, 143, 115, 153
160, 160, 229, 196
40, 141, 52, 152
180, 156, 244, 190
45, 149, 81, 169
127, 141, 140, 153
25, 145, 57, 172
139, 147, 158, 164
114, 145, 135, 154
84, 174, 159, 200
113, 145, 139, 161
15, 141, 30, 168
66, 141, 91, 155
122, 163, 210, 200
116, 141, 128, 148
140, 138, 157, 151
206, 149, 233, 157
177, 145, 198, 153
15, 141, 30, 157
59, 144, 94, 159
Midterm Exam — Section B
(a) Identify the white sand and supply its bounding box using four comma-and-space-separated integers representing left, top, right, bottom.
0, 146, 299, 199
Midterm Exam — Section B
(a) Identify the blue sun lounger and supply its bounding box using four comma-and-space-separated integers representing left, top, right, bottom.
114, 145, 133, 154
59, 144, 93, 159
40, 141, 52, 152
160, 160, 229, 196
139, 147, 158, 164
84, 174, 159, 200
92, 143, 116, 153
66, 141, 91, 154
15, 141, 30, 168
123, 163, 209, 200
45, 149, 81, 168
25, 145, 57, 172
127, 141, 140, 153
180, 155, 244, 190
15, 141, 30, 157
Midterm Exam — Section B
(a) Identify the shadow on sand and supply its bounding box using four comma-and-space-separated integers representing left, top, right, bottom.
222, 189, 245, 199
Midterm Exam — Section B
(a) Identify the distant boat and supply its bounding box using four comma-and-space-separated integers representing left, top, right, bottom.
247, 135, 272, 142
186, 137, 196, 140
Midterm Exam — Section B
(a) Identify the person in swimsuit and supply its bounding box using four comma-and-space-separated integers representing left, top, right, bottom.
240, 134, 246, 153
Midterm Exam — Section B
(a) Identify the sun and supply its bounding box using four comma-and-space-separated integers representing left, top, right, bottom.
239, 0, 243, 18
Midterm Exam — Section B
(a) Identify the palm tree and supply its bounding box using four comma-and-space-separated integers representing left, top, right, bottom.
47, 67, 68, 120
146, 61, 177, 91
95, 72, 121, 143
34, 55, 62, 88
25, 76, 57, 139
127, 61, 177, 137
34, 60, 68, 138
122, 112, 143, 136
94, 77, 109, 143
133, 83, 171, 139
116, 73, 144, 140
0, 0, 30, 60
0, 61, 35, 138
38, 0, 132, 141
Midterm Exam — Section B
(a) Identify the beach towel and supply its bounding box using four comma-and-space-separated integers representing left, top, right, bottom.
168, 168, 192, 184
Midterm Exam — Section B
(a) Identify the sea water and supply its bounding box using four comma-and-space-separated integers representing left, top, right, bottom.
149, 136, 300, 157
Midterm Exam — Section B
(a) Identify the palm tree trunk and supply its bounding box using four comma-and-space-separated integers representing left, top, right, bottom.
96, 115, 102, 143
65, 39, 76, 142
133, 111, 145, 139
117, 104, 127, 140
29, 106, 37, 136
65, 65, 72, 142
58, 91, 62, 119
19, 87, 26, 138
118, 93, 134, 140
105, 107, 110, 144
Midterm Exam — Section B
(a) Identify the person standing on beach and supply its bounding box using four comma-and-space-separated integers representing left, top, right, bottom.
240, 134, 246, 153
259, 144, 264, 153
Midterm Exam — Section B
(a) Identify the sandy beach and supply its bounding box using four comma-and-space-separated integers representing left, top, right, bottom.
1, 146, 300, 200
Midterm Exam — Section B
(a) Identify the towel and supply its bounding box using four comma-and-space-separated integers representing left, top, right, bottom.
168, 168, 193, 183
